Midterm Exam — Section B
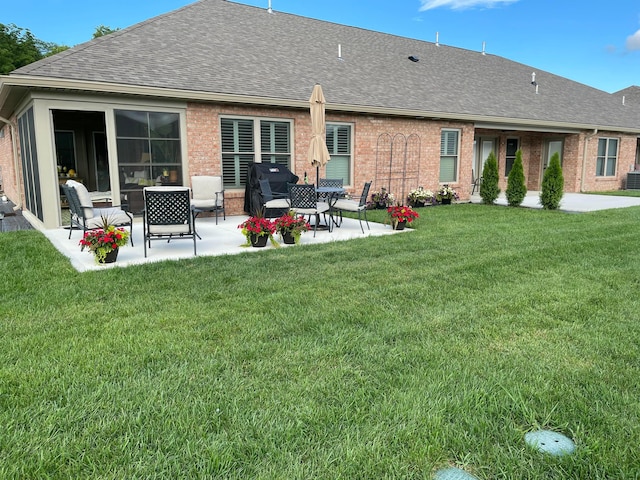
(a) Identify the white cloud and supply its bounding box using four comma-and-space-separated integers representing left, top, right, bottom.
626, 29, 640, 51
419, 0, 519, 11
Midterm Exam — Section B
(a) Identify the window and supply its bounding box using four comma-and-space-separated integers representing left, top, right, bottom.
221, 117, 292, 188
325, 123, 352, 184
596, 138, 618, 177
505, 138, 519, 176
440, 129, 459, 183
115, 110, 182, 186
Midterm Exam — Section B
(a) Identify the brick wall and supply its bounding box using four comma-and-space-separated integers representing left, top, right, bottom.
186, 101, 476, 214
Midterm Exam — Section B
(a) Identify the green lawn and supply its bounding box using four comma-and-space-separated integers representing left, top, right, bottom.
1, 204, 639, 479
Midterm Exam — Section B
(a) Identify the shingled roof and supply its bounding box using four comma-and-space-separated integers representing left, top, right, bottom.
7, 0, 640, 132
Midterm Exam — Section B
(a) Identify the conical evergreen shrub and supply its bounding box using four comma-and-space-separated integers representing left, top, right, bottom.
540, 152, 564, 209
506, 149, 527, 206
480, 151, 500, 205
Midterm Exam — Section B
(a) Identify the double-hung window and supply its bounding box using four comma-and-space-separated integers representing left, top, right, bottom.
440, 129, 460, 183
505, 138, 519, 176
596, 138, 618, 177
325, 123, 352, 185
221, 117, 292, 188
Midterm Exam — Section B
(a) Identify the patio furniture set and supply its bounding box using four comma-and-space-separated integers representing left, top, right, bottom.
61, 174, 370, 259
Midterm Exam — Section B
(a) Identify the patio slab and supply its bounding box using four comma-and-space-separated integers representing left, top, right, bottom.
470, 191, 640, 212
43, 215, 408, 272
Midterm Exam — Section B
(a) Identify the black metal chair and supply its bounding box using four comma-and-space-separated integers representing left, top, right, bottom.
142, 186, 197, 257
61, 181, 133, 245
190, 175, 226, 225
259, 179, 290, 217
317, 178, 344, 202
332, 181, 372, 233
288, 184, 330, 237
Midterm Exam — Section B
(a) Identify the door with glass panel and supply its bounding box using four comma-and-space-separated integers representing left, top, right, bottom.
541, 139, 563, 187
474, 137, 497, 180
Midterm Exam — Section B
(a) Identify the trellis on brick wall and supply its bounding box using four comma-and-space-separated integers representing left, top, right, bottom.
374, 133, 420, 205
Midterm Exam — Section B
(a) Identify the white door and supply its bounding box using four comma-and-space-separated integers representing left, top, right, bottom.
544, 140, 563, 170
474, 137, 496, 180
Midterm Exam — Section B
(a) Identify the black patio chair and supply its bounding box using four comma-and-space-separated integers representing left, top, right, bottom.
332, 181, 372, 233
142, 186, 197, 257
61, 180, 133, 245
288, 183, 330, 237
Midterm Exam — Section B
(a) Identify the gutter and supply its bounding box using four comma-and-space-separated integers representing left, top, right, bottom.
0, 115, 21, 209
3, 75, 640, 135
580, 129, 598, 192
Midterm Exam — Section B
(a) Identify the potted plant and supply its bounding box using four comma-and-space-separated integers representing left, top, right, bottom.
274, 210, 311, 245
386, 205, 419, 230
407, 187, 435, 207
369, 188, 395, 209
436, 184, 459, 204
238, 214, 279, 247
79, 222, 130, 264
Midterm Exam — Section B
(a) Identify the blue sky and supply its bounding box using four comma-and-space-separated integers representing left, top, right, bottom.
4, 0, 639, 93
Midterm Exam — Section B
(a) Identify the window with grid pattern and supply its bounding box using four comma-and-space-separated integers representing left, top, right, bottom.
439, 129, 459, 183
221, 117, 292, 188
325, 123, 352, 185
596, 138, 618, 177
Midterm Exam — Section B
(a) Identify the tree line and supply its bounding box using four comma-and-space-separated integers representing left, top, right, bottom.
0, 24, 119, 74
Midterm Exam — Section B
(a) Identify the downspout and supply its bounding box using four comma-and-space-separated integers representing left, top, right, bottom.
0, 115, 22, 209
580, 129, 598, 192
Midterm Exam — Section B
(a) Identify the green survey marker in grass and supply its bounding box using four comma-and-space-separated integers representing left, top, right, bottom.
0, 204, 639, 478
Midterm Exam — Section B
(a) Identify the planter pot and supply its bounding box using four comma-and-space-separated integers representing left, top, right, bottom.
281, 231, 296, 245
99, 248, 119, 264
441, 198, 452, 205
393, 220, 407, 231
250, 233, 269, 247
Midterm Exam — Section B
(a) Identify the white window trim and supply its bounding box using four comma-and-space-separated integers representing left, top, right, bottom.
326, 121, 354, 187
596, 137, 619, 177
219, 115, 293, 164
440, 128, 461, 184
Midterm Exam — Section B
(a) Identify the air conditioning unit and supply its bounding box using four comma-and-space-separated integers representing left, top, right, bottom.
627, 172, 640, 190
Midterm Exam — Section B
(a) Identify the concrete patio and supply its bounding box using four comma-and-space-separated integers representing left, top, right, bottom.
43, 215, 408, 272
470, 191, 640, 212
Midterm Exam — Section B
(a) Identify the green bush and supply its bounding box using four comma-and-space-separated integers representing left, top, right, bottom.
540, 152, 564, 209
480, 151, 500, 205
506, 149, 527, 206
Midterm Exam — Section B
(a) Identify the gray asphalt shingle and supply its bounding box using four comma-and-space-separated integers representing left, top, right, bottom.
12, 0, 640, 130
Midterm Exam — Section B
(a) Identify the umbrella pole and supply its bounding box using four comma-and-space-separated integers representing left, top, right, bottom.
316, 165, 320, 188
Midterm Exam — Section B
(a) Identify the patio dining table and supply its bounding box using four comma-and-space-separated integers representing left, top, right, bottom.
316, 186, 345, 230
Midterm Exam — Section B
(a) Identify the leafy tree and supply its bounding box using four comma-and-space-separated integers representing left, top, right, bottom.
506, 149, 527, 206
540, 152, 564, 209
480, 151, 500, 205
0, 23, 42, 73
93, 25, 120, 38
0, 23, 68, 74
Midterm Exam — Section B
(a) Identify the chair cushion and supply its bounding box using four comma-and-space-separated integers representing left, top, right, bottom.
265, 199, 290, 209
88, 208, 131, 228
191, 176, 224, 206
293, 202, 330, 215
67, 179, 94, 219
148, 224, 191, 235
333, 199, 363, 212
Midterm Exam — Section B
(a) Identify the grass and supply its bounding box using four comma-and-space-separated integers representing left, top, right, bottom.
1, 204, 640, 479
584, 189, 640, 197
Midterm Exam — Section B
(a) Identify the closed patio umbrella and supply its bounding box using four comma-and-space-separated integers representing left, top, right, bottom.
308, 84, 331, 186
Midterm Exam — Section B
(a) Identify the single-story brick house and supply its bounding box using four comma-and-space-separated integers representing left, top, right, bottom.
1, 0, 639, 229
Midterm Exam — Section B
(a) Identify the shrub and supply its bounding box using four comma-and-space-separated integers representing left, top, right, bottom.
506, 149, 527, 206
480, 151, 500, 204
540, 152, 564, 209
